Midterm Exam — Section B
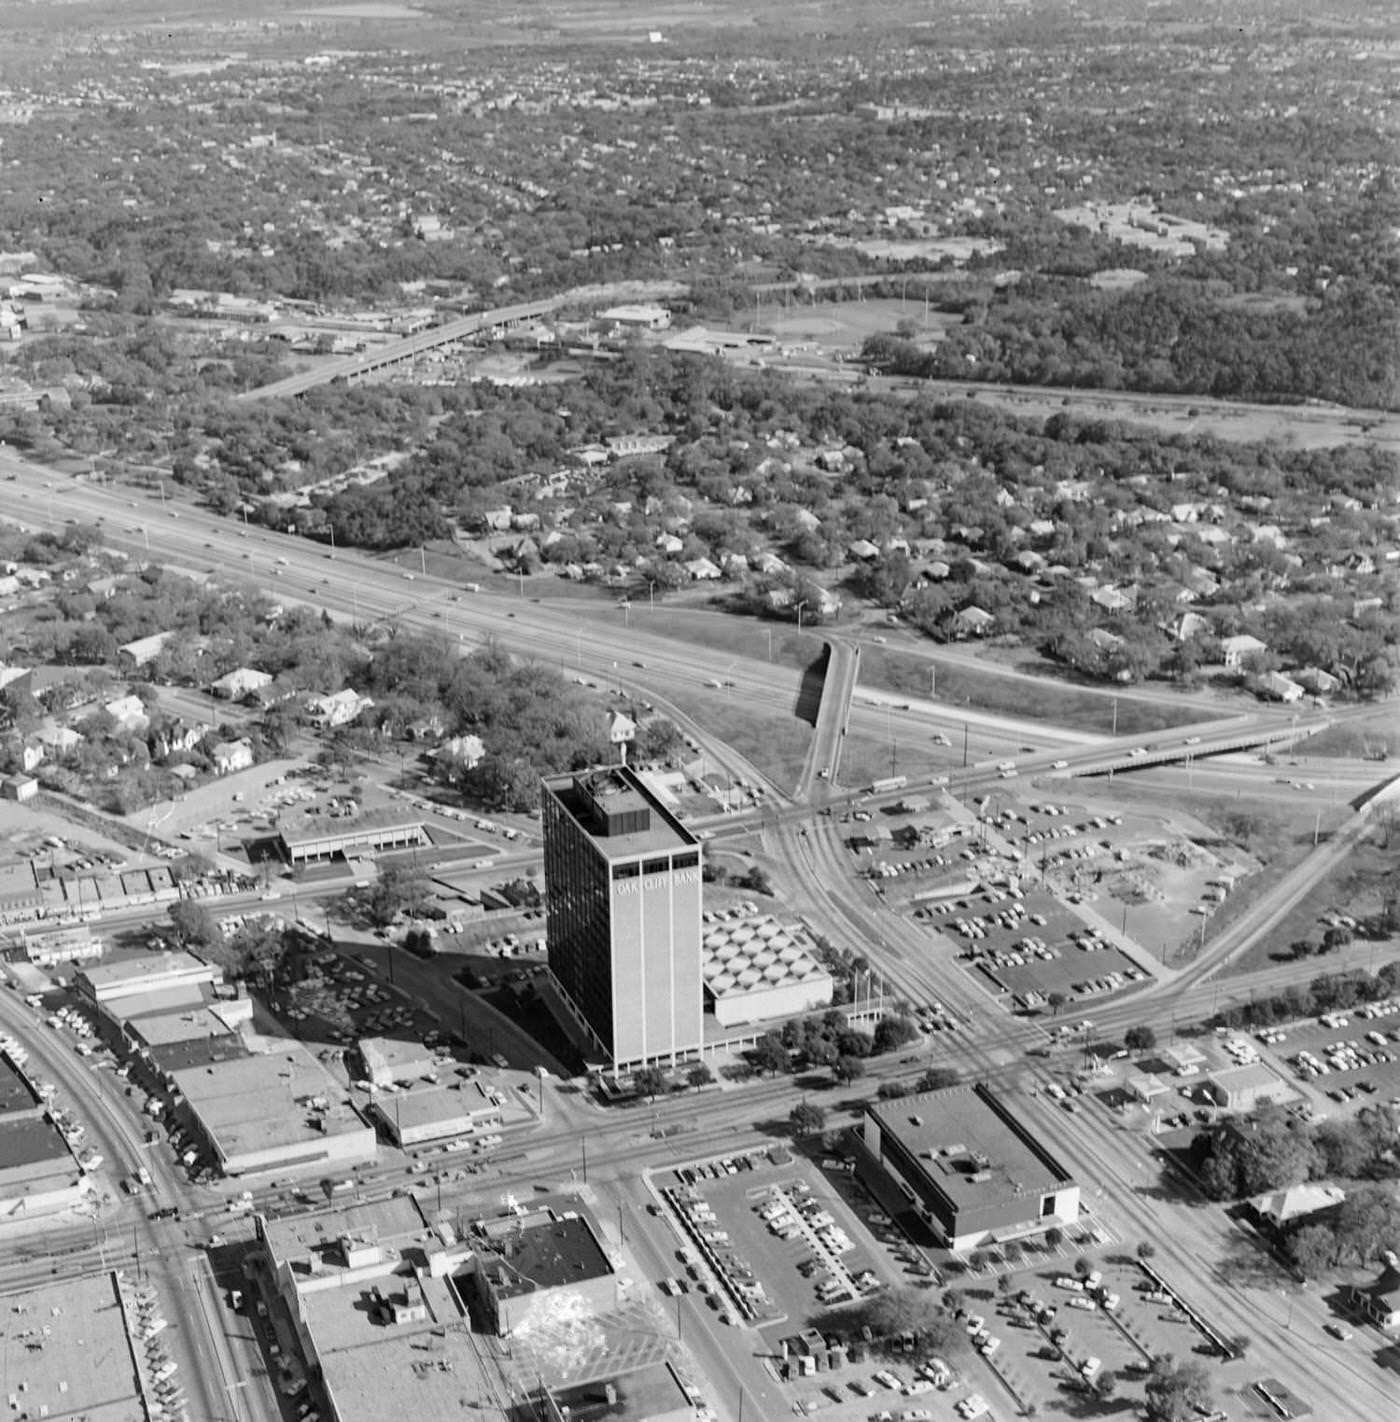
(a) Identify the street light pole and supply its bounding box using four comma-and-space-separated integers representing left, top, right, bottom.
796, 600, 807, 636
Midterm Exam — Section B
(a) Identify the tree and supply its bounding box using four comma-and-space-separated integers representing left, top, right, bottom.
832, 1054, 865, 1085
872, 1015, 919, 1055
789, 1101, 827, 1135
366, 863, 430, 929
1073, 1255, 1092, 1279
1144, 1354, 1212, 1422
1136, 1241, 1156, 1262
633, 1066, 668, 1102
1044, 1227, 1064, 1251
1289, 1223, 1337, 1279
844, 1287, 960, 1354
1125, 1024, 1158, 1053
167, 898, 216, 949
1047, 991, 1067, 1017
751, 1033, 790, 1076
877, 1081, 910, 1100
286, 981, 355, 1039
686, 1062, 714, 1090
1094, 1370, 1119, 1400
917, 1066, 959, 1092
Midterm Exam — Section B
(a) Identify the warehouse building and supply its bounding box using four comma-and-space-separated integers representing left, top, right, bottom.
863, 1083, 1080, 1252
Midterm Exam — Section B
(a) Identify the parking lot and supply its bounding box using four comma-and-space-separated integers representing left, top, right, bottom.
1266, 999, 1400, 1114
658, 1152, 885, 1331
915, 881, 1146, 1012
270, 943, 439, 1044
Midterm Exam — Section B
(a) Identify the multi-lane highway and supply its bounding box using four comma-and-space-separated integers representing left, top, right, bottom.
3, 442, 1398, 1422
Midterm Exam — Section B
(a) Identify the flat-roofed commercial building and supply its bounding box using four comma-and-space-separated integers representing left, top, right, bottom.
0, 1275, 150, 1420
257, 1197, 496, 1422
170, 1044, 376, 1177
864, 1083, 1080, 1252
542, 766, 703, 1068
0, 1055, 86, 1217
368, 1080, 503, 1149
1206, 1062, 1293, 1112
471, 1209, 615, 1336
355, 1035, 436, 1089
277, 809, 426, 866
77, 950, 221, 1005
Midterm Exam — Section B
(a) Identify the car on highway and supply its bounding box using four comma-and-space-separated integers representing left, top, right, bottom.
1324, 1322, 1353, 1341
1129, 746, 1147, 757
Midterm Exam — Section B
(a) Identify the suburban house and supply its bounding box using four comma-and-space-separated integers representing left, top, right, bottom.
305, 689, 374, 729
210, 739, 255, 775
951, 606, 997, 638
1256, 670, 1304, 703
1220, 634, 1268, 670
429, 734, 485, 776
104, 696, 150, 733
118, 631, 174, 669
211, 667, 273, 700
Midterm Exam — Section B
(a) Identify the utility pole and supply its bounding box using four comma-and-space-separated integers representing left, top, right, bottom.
962, 721, 969, 768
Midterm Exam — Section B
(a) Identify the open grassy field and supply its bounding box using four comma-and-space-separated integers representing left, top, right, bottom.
661, 683, 814, 792
857, 645, 1212, 737
1221, 828, 1399, 978
760, 297, 961, 351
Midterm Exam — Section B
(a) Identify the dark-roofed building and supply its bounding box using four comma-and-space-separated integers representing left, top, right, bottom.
513, 1364, 694, 1422
1345, 1263, 1400, 1330
542, 766, 703, 1069
471, 1210, 615, 1336
863, 1083, 1080, 1252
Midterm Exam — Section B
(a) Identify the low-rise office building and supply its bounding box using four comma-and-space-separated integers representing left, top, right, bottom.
1205, 1062, 1293, 1112
277, 808, 427, 866
863, 1083, 1080, 1252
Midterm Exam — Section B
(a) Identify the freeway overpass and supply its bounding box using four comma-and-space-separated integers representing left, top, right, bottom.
1048, 717, 1330, 777
240, 297, 565, 400
798, 638, 861, 799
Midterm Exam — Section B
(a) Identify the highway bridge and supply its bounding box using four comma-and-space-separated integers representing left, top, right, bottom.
1048, 717, 1329, 777
240, 297, 565, 401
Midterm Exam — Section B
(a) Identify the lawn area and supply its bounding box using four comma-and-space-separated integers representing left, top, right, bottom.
857, 646, 1212, 737
616, 605, 827, 674
836, 728, 953, 790
1293, 712, 1400, 761
662, 683, 815, 792
1220, 827, 1399, 977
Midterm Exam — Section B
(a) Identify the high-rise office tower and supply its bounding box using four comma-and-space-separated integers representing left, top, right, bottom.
541, 766, 703, 1068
